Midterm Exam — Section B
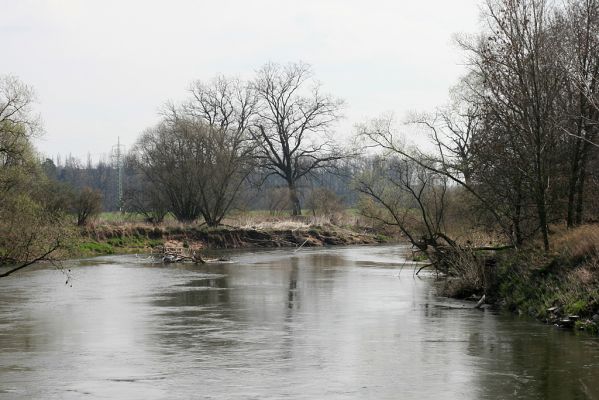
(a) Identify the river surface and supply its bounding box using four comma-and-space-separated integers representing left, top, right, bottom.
1, 245, 599, 399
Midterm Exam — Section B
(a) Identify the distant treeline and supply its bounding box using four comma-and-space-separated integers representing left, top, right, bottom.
42, 155, 359, 213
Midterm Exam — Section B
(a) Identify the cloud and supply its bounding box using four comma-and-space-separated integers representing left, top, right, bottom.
1, 0, 481, 159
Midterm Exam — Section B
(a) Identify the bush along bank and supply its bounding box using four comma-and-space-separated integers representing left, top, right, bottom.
439, 225, 599, 335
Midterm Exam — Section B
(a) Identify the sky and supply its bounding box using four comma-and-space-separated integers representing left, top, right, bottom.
2, 0, 482, 161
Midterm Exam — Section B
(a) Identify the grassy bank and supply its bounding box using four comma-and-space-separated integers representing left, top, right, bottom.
441, 224, 599, 334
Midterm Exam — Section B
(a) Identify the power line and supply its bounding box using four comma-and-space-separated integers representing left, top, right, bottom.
111, 137, 126, 212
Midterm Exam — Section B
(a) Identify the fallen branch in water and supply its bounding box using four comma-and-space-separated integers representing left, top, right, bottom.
474, 294, 486, 309
294, 238, 310, 252
415, 263, 433, 276
162, 251, 206, 264
154, 245, 206, 264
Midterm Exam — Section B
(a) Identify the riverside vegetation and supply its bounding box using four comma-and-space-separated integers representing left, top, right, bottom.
2, 0, 599, 334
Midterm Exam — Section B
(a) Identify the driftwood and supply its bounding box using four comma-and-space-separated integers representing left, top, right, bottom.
474, 294, 486, 309
153, 245, 232, 264
415, 263, 433, 276
154, 246, 206, 264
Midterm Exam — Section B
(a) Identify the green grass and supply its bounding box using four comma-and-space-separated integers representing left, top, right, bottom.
77, 241, 115, 255
76, 234, 163, 256
495, 251, 599, 326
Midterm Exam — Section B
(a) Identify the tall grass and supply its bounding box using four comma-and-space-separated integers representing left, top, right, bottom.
553, 224, 599, 260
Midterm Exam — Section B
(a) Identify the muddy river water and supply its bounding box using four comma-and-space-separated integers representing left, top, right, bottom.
1, 245, 598, 399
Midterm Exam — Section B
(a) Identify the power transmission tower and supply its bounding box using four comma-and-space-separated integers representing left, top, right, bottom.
111, 137, 126, 212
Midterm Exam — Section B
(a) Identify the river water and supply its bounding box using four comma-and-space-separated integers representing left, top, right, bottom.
1, 245, 598, 399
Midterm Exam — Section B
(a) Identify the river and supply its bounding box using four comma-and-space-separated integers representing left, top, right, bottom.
1, 245, 598, 399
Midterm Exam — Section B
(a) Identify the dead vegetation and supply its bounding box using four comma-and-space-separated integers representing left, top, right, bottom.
552, 224, 599, 260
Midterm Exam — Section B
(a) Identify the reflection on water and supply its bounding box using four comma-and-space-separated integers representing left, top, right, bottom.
0, 246, 598, 399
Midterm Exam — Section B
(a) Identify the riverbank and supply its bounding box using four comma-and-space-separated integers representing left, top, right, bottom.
441, 224, 599, 334
71, 220, 392, 257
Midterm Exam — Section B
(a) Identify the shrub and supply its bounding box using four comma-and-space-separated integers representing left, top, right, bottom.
72, 187, 103, 226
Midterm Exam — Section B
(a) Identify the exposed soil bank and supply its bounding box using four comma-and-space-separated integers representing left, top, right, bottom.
74, 223, 390, 256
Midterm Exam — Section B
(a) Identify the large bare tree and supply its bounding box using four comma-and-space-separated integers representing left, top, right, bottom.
460, 0, 564, 250
250, 62, 344, 215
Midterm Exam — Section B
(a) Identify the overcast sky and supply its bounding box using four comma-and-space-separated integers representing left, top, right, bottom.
2, 0, 482, 161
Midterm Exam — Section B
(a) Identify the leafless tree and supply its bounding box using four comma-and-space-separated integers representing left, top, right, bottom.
250, 62, 345, 215
134, 108, 254, 226
459, 0, 564, 250
558, 0, 599, 226
412, 75, 483, 186
186, 75, 257, 135
356, 114, 516, 245
354, 154, 458, 272
123, 160, 170, 224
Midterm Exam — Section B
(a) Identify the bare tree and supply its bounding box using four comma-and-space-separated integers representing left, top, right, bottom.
250, 62, 345, 215
406, 73, 536, 246
354, 154, 458, 272
559, 0, 599, 226
186, 75, 257, 135
123, 156, 170, 224
419, 75, 483, 186
459, 0, 564, 250
356, 114, 517, 246
134, 108, 254, 226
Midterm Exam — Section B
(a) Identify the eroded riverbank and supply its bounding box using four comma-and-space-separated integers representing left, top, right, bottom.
74, 223, 389, 257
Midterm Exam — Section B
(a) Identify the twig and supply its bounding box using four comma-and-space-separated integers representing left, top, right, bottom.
474, 294, 486, 309
415, 263, 433, 276
294, 237, 310, 252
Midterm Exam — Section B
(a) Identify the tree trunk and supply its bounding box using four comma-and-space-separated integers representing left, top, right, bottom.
566, 138, 581, 228
288, 183, 302, 216
513, 192, 523, 246
575, 141, 590, 225
535, 143, 550, 251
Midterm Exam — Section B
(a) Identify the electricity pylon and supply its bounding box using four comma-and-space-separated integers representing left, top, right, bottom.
111, 137, 126, 212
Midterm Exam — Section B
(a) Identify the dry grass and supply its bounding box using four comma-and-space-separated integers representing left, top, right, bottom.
223, 211, 362, 231
553, 258, 599, 315
447, 226, 506, 248
552, 224, 599, 260
439, 249, 491, 298
227, 216, 313, 230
